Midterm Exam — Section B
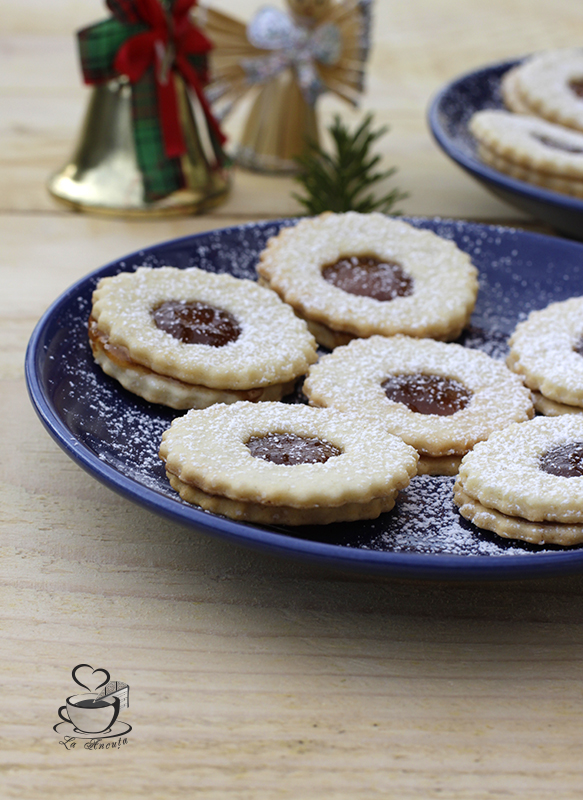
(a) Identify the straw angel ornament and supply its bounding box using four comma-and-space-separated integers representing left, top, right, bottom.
196, 0, 372, 172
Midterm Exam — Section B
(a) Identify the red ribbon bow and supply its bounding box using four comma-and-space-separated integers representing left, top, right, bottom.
113, 0, 225, 158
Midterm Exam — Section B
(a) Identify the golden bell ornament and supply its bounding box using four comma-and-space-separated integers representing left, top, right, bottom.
48, 74, 230, 217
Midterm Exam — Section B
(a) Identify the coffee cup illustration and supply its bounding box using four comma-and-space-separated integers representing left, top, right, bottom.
58, 693, 120, 734
54, 663, 131, 740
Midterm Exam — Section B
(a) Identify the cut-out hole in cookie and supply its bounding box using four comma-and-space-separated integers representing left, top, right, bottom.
569, 77, 583, 98
539, 442, 583, 478
152, 300, 241, 347
531, 132, 583, 155
382, 373, 472, 416
321, 255, 414, 302
246, 432, 342, 465
573, 335, 583, 356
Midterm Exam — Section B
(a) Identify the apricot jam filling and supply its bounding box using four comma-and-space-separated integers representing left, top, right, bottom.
152, 300, 241, 347
321, 255, 414, 301
246, 432, 342, 465
382, 373, 472, 416
540, 442, 583, 478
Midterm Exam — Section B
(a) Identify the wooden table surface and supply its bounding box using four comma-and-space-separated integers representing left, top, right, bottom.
4, 1, 583, 797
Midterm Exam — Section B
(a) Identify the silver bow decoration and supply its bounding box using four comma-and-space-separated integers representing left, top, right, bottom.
242, 7, 342, 106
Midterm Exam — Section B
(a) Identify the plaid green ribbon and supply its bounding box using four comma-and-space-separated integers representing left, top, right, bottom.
77, 0, 223, 202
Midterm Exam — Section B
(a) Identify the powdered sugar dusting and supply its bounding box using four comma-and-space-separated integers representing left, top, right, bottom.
258, 213, 478, 340
34, 218, 583, 561
356, 476, 529, 556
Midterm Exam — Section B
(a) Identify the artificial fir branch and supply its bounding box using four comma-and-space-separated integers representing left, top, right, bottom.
292, 114, 409, 215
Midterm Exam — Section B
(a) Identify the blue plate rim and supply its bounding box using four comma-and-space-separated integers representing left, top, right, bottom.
24, 217, 583, 581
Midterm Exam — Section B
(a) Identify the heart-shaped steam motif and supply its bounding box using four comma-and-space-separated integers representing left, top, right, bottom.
72, 663, 111, 693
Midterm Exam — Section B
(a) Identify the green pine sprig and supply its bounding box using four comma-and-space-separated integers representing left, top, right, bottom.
292, 113, 409, 216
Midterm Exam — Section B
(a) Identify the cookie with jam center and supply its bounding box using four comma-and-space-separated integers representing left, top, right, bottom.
469, 110, 583, 195
303, 335, 534, 473
159, 402, 419, 525
454, 416, 583, 545
90, 266, 317, 409
501, 64, 535, 115
256, 212, 478, 348
507, 296, 583, 412
500, 48, 583, 133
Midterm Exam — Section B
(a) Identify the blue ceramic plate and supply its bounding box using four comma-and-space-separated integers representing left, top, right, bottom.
428, 59, 583, 240
25, 218, 583, 580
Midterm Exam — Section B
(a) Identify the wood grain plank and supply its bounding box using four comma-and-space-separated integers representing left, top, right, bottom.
4, 2, 583, 797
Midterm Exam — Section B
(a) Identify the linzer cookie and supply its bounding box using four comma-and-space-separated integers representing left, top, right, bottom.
303, 335, 534, 475
500, 64, 533, 115
500, 49, 583, 132
256, 213, 478, 348
469, 110, 583, 197
159, 402, 419, 525
454, 416, 583, 546
507, 296, 583, 416
89, 266, 317, 409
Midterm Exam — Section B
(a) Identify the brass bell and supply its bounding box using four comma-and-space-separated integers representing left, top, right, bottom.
48, 75, 230, 217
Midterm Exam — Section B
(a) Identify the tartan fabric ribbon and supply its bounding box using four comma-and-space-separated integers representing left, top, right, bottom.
78, 0, 226, 201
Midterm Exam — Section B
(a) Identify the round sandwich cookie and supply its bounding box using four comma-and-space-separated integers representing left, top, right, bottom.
470, 109, 583, 197
500, 48, 583, 132
256, 212, 478, 349
89, 266, 318, 409
159, 402, 419, 525
507, 296, 583, 415
454, 416, 583, 546
500, 64, 534, 115
303, 335, 534, 474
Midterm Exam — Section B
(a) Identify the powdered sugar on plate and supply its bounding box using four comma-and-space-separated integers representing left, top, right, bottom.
360, 476, 529, 556
29, 218, 583, 564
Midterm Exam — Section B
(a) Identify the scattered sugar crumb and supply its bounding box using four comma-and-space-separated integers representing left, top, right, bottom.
46, 218, 583, 558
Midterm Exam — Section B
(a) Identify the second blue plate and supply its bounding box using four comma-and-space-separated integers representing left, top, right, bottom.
428, 58, 583, 240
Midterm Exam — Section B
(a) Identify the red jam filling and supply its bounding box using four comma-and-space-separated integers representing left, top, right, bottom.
382, 373, 472, 416
322, 255, 414, 301
246, 432, 341, 465
540, 442, 583, 478
152, 300, 241, 347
